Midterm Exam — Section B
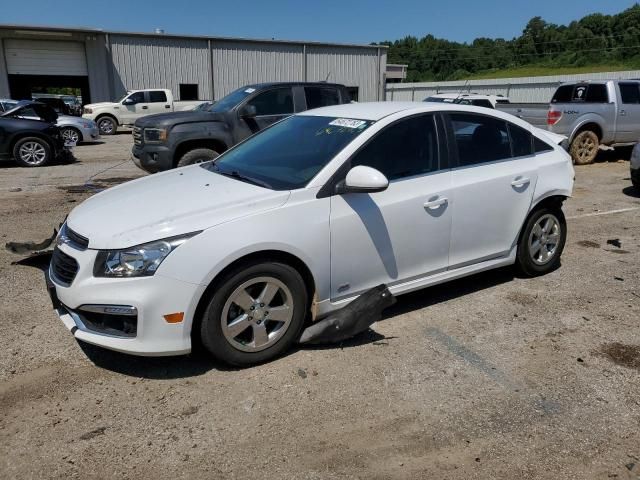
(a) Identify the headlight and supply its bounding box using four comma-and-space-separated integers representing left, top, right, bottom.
144, 128, 168, 143
81, 121, 94, 128
84, 107, 92, 114
93, 232, 200, 278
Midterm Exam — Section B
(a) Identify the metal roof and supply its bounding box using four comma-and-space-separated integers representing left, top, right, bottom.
0, 23, 386, 50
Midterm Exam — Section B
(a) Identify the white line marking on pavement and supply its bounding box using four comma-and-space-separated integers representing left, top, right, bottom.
568, 207, 640, 220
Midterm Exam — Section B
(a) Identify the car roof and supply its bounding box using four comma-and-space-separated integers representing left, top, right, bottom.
245, 82, 345, 89
299, 101, 536, 125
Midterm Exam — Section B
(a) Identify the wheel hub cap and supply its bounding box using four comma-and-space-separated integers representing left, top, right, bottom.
528, 213, 561, 265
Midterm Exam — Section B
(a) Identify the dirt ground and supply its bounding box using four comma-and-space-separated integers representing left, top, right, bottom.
0, 135, 639, 480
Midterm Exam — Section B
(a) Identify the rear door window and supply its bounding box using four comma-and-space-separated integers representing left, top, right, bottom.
449, 113, 511, 166
585, 84, 609, 103
619, 83, 640, 104
304, 87, 341, 110
149, 91, 168, 103
247, 88, 294, 116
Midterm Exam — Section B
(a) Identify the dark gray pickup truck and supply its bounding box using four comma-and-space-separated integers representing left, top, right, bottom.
132, 82, 351, 173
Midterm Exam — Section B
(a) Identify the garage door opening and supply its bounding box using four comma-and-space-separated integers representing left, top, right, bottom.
4, 38, 91, 105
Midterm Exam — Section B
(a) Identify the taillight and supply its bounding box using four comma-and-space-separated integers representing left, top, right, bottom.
547, 110, 562, 126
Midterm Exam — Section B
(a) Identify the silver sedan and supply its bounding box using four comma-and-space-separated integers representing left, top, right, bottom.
57, 116, 100, 144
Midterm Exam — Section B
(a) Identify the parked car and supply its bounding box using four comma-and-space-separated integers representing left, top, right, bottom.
32, 97, 72, 116
48, 102, 573, 365
425, 93, 511, 109
132, 82, 352, 173
7, 100, 99, 144
547, 80, 640, 165
631, 142, 640, 190
82, 89, 204, 135
425, 94, 549, 128
0, 98, 19, 112
0, 102, 71, 167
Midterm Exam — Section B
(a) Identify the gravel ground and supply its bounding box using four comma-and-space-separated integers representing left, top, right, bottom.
0, 136, 639, 480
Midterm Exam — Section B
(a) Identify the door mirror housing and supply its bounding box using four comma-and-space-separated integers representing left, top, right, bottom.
122, 97, 136, 106
337, 165, 389, 194
239, 104, 257, 118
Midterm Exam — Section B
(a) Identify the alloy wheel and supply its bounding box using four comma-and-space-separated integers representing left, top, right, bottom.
98, 118, 114, 134
18, 141, 47, 166
528, 213, 561, 265
221, 276, 294, 353
61, 128, 80, 143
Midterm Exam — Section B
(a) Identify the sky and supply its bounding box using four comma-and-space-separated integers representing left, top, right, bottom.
1, 0, 637, 45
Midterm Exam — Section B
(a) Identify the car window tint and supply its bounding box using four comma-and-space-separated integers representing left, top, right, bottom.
620, 83, 640, 104
449, 113, 511, 166
572, 85, 588, 101
351, 115, 439, 181
586, 84, 609, 103
127, 92, 145, 104
247, 88, 294, 116
534, 136, 554, 153
509, 123, 533, 157
305, 87, 341, 109
471, 99, 494, 109
552, 85, 574, 103
149, 91, 168, 103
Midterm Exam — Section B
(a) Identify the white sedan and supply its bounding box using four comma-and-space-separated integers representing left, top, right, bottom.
48, 102, 574, 366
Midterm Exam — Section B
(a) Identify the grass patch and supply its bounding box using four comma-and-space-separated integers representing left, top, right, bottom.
463, 64, 640, 80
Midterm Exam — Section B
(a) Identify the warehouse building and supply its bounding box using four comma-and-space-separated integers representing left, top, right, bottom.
0, 24, 387, 104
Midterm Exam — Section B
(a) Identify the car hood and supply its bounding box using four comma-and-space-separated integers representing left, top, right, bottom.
84, 102, 116, 109
66, 165, 290, 250
134, 111, 226, 128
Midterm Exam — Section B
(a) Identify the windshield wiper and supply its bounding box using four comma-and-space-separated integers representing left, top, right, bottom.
212, 165, 272, 189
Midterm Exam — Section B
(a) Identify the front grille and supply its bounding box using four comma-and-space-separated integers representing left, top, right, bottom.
50, 247, 79, 286
133, 126, 143, 146
66, 227, 89, 250
77, 309, 138, 338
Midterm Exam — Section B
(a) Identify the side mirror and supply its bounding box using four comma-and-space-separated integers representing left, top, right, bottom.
337, 165, 389, 194
239, 104, 257, 118
122, 98, 135, 106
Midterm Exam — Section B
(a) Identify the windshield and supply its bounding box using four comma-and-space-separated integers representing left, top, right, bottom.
203, 115, 374, 190
207, 87, 255, 113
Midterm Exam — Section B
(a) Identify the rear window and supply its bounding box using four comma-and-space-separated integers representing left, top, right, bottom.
508, 124, 533, 157
534, 137, 554, 153
552, 85, 574, 103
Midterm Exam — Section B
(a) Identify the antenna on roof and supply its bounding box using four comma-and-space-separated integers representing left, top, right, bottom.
455, 80, 469, 103
323, 72, 331, 82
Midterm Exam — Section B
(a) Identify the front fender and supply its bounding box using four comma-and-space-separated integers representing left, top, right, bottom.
169, 122, 232, 149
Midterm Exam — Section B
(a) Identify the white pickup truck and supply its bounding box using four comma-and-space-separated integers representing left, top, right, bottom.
82, 89, 204, 135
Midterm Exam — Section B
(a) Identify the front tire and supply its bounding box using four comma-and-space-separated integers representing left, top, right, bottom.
97, 116, 117, 135
570, 130, 599, 165
13, 137, 52, 167
516, 207, 567, 277
177, 148, 219, 168
200, 262, 308, 366
60, 127, 81, 144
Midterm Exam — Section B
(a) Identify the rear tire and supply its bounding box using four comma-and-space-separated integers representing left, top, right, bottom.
177, 148, 219, 168
516, 206, 567, 277
97, 116, 117, 135
13, 137, 52, 167
570, 130, 599, 165
200, 262, 308, 367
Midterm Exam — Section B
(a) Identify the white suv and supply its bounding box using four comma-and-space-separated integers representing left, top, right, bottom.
48, 102, 573, 366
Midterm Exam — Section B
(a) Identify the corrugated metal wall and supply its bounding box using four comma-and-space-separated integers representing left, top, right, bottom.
109, 34, 213, 100
306, 46, 381, 101
85, 34, 110, 102
386, 70, 640, 103
0, 38, 9, 98
211, 41, 304, 98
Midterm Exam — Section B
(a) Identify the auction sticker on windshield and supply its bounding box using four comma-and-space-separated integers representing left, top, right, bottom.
328, 118, 367, 129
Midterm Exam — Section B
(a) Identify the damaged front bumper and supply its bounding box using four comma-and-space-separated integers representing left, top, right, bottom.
46, 243, 206, 356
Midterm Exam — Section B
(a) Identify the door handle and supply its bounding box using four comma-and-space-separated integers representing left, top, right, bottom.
620, 110, 627, 116
141, 105, 148, 110
511, 176, 530, 187
165, 105, 170, 109
423, 197, 448, 209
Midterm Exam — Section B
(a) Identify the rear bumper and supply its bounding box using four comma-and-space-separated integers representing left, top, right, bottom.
131, 144, 173, 173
